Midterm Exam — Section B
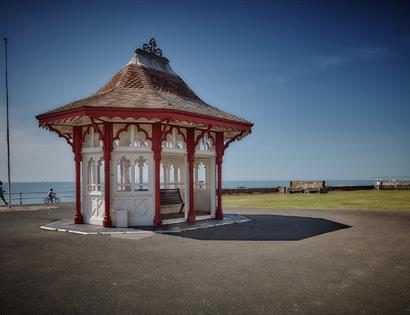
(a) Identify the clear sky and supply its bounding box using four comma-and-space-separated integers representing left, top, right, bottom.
0, 0, 409, 182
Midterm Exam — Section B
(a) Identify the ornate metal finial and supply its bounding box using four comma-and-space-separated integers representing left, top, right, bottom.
135, 38, 169, 63
143, 38, 162, 57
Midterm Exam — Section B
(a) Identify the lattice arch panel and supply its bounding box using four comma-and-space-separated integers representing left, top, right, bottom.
162, 127, 186, 150
113, 124, 152, 148
83, 126, 103, 148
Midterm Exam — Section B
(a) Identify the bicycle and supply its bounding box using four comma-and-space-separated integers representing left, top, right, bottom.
44, 196, 60, 204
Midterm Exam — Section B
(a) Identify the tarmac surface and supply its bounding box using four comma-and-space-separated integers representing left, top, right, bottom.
0, 203, 409, 314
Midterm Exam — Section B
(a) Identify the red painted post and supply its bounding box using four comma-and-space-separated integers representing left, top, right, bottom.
73, 126, 83, 224
187, 128, 196, 224
152, 123, 162, 227
215, 132, 224, 220
103, 122, 112, 227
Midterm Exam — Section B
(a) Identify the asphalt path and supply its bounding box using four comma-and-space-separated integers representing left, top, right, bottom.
0, 203, 409, 314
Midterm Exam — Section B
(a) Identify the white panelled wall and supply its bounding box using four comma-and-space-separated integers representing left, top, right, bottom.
81, 124, 216, 226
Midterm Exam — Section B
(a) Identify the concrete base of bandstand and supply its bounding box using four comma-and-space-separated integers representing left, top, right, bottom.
40, 214, 250, 235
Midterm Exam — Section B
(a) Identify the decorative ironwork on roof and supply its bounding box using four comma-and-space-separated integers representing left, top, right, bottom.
135, 38, 169, 63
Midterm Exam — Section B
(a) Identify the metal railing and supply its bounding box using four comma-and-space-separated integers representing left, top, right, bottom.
7, 191, 75, 205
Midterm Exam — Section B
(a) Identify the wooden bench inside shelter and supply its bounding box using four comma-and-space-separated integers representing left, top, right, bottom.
160, 189, 185, 213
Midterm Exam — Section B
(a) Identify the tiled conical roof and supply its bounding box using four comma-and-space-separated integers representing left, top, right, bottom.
39, 39, 251, 126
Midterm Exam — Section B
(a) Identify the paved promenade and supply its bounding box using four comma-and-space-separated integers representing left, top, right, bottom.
0, 203, 409, 314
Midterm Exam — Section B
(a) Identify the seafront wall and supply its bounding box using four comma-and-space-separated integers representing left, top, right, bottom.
326, 185, 374, 191
222, 185, 375, 195
222, 187, 280, 195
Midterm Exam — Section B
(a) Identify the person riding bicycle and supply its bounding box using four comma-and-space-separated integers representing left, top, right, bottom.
48, 188, 56, 203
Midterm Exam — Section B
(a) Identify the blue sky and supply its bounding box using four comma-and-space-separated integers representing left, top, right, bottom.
0, 0, 409, 181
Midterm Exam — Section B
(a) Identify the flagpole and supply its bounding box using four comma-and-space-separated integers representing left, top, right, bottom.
4, 37, 11, 208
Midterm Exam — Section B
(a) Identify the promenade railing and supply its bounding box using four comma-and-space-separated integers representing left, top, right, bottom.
7, 191, 75, 205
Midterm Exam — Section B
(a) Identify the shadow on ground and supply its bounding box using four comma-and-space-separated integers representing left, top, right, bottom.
166, 214, 351, 241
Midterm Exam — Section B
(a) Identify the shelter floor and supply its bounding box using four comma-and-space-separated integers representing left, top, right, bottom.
161, 212, 184, 220
161, 210, 211, 220
40, 214, 249, 234
196, 210, 211, 217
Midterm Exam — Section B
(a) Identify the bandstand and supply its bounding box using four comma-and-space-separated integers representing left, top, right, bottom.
36, 38, 253, 227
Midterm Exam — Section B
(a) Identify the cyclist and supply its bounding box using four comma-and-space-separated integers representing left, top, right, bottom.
48, 188, 56, 203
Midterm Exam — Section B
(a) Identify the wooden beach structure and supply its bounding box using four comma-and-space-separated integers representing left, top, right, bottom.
36, 38, 253, 227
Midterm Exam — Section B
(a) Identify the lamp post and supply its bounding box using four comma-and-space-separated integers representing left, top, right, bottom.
4, 37, 11, 208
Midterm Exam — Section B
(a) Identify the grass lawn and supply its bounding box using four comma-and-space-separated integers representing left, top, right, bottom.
222, 190, 410, 210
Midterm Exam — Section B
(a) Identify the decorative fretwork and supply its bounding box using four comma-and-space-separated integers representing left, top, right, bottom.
196, 162, 207, 191
197, 132, 214, 152
135, 37, 169, 63
224, 130, 245, 151
83, 126, 103, 148
134, 156, 149, 192
86, 156, 103, 192
160, 158, 184, 190
195, 129, 215, 152
87, 158, 95, 192
45, 124, 73, 150
163, 127, 185, 150
96, 158, 104, 191
113, 125, 152, 148
117, 156, 132, 192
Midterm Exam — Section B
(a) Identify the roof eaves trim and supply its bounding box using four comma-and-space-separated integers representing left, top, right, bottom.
36, 107, 253, 130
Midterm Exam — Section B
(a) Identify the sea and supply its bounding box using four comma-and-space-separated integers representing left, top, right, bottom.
1, 180, 376, 205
